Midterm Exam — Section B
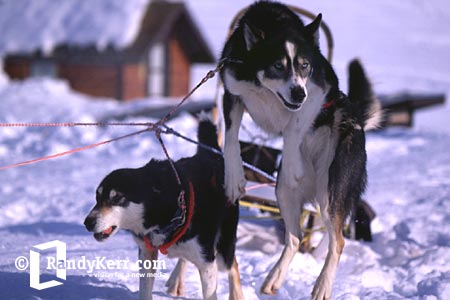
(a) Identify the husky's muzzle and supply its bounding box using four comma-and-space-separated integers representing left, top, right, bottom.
84, 213, 118, 242
290, 86, 306, 104
277, 86, 306, 111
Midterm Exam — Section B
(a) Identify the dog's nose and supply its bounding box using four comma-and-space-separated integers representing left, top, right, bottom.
290, 86, 306, 103
84, 216, 96, 232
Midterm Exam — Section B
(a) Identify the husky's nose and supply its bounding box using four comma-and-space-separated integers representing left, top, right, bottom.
84, 216, 97, 232
290, 86, 306, 103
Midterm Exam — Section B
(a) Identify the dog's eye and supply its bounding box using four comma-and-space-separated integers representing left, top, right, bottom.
111, 195, 125, 205
272, 61, 284, 71
109, 190, 125, 204
301, 62, 309, 69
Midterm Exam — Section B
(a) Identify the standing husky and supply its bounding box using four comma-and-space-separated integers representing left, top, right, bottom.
220, 1, 381, 299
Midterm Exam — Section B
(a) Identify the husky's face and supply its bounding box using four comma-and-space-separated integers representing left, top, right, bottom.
256, 41, 313, 111
241, 14, 322, 112
84, 170, 145, 241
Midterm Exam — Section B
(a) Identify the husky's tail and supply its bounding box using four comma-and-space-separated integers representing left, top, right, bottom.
197, 116, 221, 156
348, 59, 383, 130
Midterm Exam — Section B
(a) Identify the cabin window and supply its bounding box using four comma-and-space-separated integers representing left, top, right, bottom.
30, 59, 56, 78
148, 43, 166, 96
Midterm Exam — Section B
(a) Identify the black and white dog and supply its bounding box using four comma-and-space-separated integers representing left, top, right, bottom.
220, 1, 381, 299
84, 119, 244, 300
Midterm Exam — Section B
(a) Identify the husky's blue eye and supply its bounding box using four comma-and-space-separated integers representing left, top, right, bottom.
301, 62, 309, 69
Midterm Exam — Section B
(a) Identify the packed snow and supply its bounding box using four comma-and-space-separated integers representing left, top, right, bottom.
1, 0, 450, 300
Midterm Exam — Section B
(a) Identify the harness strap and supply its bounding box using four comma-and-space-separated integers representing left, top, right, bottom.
322, 98, 335, 109
144, 181, 195, 255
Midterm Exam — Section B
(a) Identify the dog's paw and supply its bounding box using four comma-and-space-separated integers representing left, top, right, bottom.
260, 266, 284, 295
224, 160, 247, 204
311, 274, 333, 300
166, 278, 184, 297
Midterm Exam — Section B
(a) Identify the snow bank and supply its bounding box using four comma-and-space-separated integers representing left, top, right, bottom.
0, 78, 113, 123
0, 78, 199, 228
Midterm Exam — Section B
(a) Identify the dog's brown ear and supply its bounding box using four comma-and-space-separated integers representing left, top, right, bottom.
243, 21, 265, 51
304, 13, 322, 47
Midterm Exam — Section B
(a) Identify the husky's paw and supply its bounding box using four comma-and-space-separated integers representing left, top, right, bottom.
166, 275, 184, 297
230, 289, 245, 300
311, 274, 333, 300
260, 265, 284, 295
224, 160, 246, 204
166, 278, 184, 297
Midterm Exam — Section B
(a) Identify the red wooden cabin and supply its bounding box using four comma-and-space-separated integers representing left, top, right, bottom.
3, 1, 214, 100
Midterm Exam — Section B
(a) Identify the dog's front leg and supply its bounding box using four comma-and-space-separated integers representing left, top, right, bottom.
223, 91, 246, 203
261, 179, 305, 295
138, 247, 158, 300
281, 121, 306, 189
198, 261, 218, 300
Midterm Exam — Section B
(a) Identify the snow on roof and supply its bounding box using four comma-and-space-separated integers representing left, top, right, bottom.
0, 0, 151, 56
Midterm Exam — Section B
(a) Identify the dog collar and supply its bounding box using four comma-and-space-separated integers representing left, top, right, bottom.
323, 92, 346, 109
322, 98, 335, 109
143, 181, 195, 255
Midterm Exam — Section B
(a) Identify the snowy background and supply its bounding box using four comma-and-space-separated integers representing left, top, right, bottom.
1, 0, 450, 299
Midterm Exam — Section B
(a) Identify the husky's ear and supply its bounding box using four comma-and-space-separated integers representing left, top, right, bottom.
304, 13, 322, 46
243, 21, 265, 51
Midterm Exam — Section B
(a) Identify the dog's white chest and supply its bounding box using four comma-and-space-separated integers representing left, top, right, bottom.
224, 71, 292, 133
242, 90, 293, 133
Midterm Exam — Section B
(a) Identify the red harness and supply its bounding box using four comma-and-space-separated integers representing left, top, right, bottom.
143, 181, 195, 255
322, 98, 335, 109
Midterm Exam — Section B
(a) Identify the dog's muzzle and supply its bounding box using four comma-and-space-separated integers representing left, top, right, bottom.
277, 92, 302, 111
84, 215, 117, 241
290, 86, 306, 104
84, 215, 97, 232
93, 226, 117, 241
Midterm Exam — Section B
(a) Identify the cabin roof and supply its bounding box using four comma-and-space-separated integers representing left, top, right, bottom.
0, 0, 214, 63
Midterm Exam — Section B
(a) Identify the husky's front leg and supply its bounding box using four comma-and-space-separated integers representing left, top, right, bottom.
223, 91, 246, 203
261, 176, 305, 294
138, 247, 158, 300
198, 261, 218, 300
281, 123, 306, 189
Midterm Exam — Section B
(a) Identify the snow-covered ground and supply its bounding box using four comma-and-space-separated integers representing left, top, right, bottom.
1, 1, 450, 299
